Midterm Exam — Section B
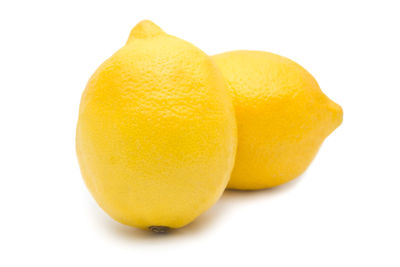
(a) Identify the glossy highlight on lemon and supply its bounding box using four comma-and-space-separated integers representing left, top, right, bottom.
76, 21, 237, 230
213, 50, 342, 190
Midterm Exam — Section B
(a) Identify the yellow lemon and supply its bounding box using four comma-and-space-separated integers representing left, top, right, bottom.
213, 50, 342, 190
76, 21, 237, 231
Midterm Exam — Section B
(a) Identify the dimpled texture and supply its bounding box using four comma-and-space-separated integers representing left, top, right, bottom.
76, 21, 237, 229
213, 51, 342, 190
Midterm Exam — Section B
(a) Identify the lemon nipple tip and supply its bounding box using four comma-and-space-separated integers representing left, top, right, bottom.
127, 20, 165, 42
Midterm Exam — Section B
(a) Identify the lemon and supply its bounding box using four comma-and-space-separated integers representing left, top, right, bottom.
213, 50, 342, 190
76, 21, 237, 231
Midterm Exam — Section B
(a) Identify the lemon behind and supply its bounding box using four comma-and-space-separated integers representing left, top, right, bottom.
213, 50, 342, 190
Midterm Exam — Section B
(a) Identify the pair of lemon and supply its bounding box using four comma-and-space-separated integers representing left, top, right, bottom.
76, 20, 342, 232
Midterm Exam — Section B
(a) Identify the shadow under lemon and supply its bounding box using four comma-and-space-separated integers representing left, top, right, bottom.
90, 173, 304, 240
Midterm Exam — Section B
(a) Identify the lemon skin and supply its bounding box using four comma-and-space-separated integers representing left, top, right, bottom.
213, 50, 342, 190
76, 21, 237, 230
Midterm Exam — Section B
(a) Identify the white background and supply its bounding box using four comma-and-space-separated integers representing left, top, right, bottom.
1, 0, 399, 266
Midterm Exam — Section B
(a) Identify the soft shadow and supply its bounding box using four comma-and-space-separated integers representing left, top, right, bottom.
92, 194, 228, 242
221, 174, 303, 201
92, 174, 304, 241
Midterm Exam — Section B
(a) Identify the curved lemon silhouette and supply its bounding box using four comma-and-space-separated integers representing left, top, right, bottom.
76, 21, 237, 231
213, 50, 342, 190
